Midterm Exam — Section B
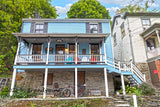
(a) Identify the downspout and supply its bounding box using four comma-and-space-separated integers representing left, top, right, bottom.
127, 17, 135, 63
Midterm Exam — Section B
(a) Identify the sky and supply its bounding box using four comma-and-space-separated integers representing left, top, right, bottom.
51, 0, 160, 19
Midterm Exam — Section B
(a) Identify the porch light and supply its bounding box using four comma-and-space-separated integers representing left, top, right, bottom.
56, 39, 62, 43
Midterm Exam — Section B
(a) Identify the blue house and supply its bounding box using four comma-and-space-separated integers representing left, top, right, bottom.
10, 19, 146, 98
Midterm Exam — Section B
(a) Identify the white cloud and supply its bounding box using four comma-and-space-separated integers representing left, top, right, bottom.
55, 3, 72, 14
107, 7, 120, 13
148, 2, 159, 8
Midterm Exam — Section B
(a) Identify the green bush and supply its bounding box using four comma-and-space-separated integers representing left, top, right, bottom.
0, 86, 10, 98
13, 86, 37, 98
138, 82, 155, 95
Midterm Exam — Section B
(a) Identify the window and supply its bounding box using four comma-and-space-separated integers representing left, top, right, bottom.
32, 44, 42, 54
91, 44, 99, 55
116, 20, 118, 25
69, 44, 75, 54
90, 24, 98, 33
114, 33, 117, 46
142, 19, 150, 30
45, 48, 53, 54
146, 38, 156, 51
121, 23, 125, 36
35, 24, 44, 33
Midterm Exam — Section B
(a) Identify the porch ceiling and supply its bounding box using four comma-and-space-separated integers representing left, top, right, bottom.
22, 37, 104, 43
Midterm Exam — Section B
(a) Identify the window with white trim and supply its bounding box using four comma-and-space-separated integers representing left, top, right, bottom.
90, 24, 98, 33
35, 24, 44, 33
142, 19, 150, 30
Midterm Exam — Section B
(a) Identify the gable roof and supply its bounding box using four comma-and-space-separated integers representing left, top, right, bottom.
111, 12, 160, 31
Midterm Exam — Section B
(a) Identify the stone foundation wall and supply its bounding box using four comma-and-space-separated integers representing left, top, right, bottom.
16, 69, 115, 96
135, 63, 151, 82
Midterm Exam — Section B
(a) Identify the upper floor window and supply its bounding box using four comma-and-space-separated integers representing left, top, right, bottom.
113, 33, 117, 46
121, 23, 125, 36
91, 44, 99, 54
35, 24, 44, 33
142, 19, 150, 30
146, 38, 156, 51
90, 24, 98, 33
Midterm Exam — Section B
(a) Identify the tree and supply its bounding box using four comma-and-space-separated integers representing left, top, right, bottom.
0, 0, 57, 74
120, 4, 147, 13
67, 0, 110, 19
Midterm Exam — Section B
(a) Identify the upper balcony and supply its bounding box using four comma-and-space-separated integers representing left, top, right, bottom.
14, 37, 107, 65
141, 23, 160, 60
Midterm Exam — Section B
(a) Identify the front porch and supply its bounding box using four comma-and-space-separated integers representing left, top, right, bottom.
14, 68, 115, 98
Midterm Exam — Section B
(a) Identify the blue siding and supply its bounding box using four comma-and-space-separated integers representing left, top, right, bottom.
79, 43, 90, 54
22, 22, 31, 33
48, 23, 86, 33
102, 23, 110, 33
19, 42, 28, 55
106, 35, 113, 59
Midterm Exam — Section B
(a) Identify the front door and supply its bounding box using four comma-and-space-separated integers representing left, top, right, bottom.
56, 44, 65, 62
32, 44, 42, 61
78, 71, 85, 85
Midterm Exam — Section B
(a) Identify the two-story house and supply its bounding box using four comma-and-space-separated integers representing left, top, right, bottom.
112, 12, 160, 88
10, 18, 145, 99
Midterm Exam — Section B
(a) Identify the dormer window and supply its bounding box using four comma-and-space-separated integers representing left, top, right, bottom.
90, 24, 98, 33
35, 24, 44, 33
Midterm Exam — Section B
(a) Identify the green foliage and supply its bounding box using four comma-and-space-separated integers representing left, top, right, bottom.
0, 86, 10, 98
0, 0, 57, 74
13, 86, 37, 98
120, 4, 147, 13
120, 85, 142, 96
30, 102, 35, 107
67, 0, 110, 19
138, 82, 155, 95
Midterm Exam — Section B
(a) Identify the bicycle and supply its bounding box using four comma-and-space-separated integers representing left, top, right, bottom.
61, 84, 85, 97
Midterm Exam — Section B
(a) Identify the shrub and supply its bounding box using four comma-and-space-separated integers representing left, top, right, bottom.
138, 82, 155, 95
0, 86, 10, 98
13, 86, 37, 98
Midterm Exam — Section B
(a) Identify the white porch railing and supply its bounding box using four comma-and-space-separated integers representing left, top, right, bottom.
16, 54, 105, 63
147, 47, 160, 59
16, 55, 47, 63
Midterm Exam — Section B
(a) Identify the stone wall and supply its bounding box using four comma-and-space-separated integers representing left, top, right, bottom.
16, 69, 115, 96
135, 63, 151, 82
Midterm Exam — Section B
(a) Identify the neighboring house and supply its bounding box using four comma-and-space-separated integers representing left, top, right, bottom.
10, 18, 145, 99
111, 12, 160, 88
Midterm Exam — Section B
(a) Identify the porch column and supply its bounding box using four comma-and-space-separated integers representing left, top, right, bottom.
75, 39, 78, 64
10, 37, 21, 96
14, 37, 21, 65
103, 38, 109, 97
121, 74, 126, 95
75, 68, 78, 98
104, 68, 109, 97
156, 30, 160, 47
10, 69, 17, 96
43, 38, 51, 99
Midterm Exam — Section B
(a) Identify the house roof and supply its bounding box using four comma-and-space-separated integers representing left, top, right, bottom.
13, 33, 109, 38
22, 18, 110, 23
111, 12, 160, 31
140, 23, 160, 38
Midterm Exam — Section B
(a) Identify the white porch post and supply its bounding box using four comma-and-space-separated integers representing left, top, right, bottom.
10, 69, 17, 96
75, 68, 78, 98
156, 30, 160, 46
103, 38, 109, 97
75, 38, 78, 64
43, 38, 50, 99
121, 74, 126, 95
104, 68, 109, 97
10, 37, 21, 96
